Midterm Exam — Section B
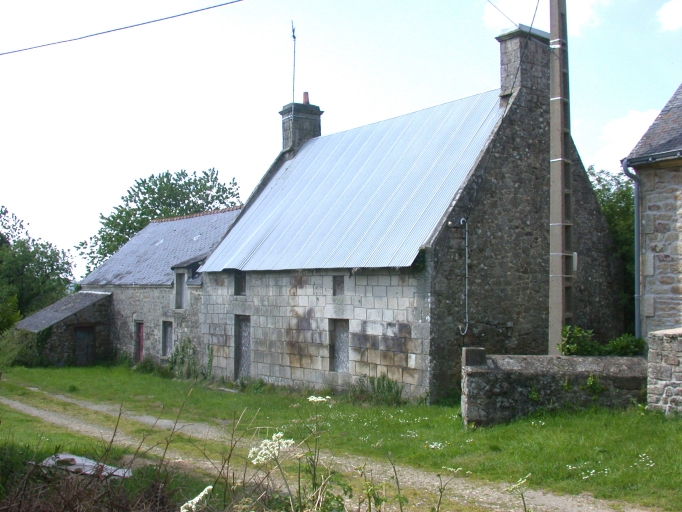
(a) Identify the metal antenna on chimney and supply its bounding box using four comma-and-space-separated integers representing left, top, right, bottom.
291, 22, 296, 108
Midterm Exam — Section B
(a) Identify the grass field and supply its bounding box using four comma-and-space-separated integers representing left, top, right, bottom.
2, 365, 682, 510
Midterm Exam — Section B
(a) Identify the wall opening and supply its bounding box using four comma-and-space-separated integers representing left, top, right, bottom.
234, 315, 251, 379
175, 272, 186, 309
135, 322, 144, 362
162, 321, 173, 357
333, 276, 344, 296
329, 319, 349, 372
234, 271, 246, 296
73, 326, 94, 366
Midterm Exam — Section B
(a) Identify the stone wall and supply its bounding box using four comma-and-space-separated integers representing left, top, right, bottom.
82, 283, 204, 363
461, 347, 647, 426
201, 268, 432, 396
647, 327, 682, 414
638, 165, 682, 336
428, 32, 622, 401
43, 295, 112, 365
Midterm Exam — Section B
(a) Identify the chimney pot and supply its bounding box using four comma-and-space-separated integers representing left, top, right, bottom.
303, 92, 309, 104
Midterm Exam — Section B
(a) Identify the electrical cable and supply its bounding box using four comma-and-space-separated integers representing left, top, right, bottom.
486, 0, 519, 29
0, 0, 244, 57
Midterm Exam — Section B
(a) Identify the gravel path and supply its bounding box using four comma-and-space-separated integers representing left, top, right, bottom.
0, 390, 658, 512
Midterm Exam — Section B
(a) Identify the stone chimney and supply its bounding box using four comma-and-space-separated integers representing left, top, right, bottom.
496, 24, 550, 103
279, 92, 323, 151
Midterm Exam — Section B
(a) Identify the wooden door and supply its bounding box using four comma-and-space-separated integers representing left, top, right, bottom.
135, 322, 144, 362
73, 326, 94, 366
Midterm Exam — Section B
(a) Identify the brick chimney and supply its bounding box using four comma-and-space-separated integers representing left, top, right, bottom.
496, 24, 550, 102
279, 92, 323, 151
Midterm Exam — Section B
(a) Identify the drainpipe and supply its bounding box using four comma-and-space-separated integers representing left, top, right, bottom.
621, 157, 641, 338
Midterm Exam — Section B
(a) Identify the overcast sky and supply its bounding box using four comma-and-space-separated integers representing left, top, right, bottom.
1, 0, 681, 279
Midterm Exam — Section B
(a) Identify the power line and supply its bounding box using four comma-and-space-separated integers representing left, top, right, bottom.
0, 0, 244, 57
486, 0, 519, 29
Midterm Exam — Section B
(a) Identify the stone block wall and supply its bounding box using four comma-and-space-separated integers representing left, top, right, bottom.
82, 283, 204, 363
201, 268, 431, 396
43, 295, 112, 365
638, 166, 682, 336
461, 347, 647, 426
647, 327, 682, 414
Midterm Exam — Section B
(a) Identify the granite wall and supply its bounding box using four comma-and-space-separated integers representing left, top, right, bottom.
461, 347, 647, 426
647, 327, 682, 414
637, 165, 682, 336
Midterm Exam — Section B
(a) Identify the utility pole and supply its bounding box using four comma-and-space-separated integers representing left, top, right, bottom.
548, 0, 573, 354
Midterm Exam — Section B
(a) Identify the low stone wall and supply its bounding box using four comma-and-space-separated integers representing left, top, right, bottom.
461, 347, 647, 426
647, 327, 682, 414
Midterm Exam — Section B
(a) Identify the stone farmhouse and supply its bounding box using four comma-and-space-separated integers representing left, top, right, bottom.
624, 82, 682, 337
22, 207, 238, 365
16, 27, 623, 399
197, 26, 622, 400
78, 207, 241, 362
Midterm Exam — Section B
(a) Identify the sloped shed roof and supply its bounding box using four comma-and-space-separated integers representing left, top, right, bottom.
201, 89, 504, 272
629, 82, 682, 160
15, 291, 110, 333
82, 208, 241, 286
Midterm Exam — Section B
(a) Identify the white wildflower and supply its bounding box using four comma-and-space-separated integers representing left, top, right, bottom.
180, 485, 212, 512
249, 432, 295, 465
307, 395, 331, 403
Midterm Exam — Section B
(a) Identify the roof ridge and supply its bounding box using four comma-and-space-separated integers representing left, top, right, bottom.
151, 205, 243, 223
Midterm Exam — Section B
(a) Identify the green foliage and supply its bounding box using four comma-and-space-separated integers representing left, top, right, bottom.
0, 295, 21, 334
558, 325, 602, 356
167, 338, 212, 380
0, 328, 50, 369
587, 167, 635, 333
605, 334, 645, 356
0, 206, 73, 319
559, 326, 646, 357
77, 169, 240, 273
349, 373, 405, 406
584, 374, 605, 396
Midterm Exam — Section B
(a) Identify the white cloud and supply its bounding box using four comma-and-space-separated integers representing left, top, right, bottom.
482, 0, 609, 37
582, 109, 659, 172
657, 0, 682, 31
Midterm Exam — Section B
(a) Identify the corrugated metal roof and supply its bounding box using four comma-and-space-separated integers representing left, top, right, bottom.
629, 82, 682, 160
201, 90, 504, 272
81, 208, 241, 286
15, 292, 110, 333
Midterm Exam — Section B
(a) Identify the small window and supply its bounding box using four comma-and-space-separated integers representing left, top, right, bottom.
329, 319, 349, 372
162, 321, 173, 357
234, 270, 246, 296
333, 276, 344, 296
135, 322, 144, 363
175, 272, 186, 309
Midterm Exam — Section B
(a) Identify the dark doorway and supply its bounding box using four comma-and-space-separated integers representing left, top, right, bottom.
330, 319, 349, 372
73, 326, 94, 366
234, 315, 251, 379
135, 322, 144, 362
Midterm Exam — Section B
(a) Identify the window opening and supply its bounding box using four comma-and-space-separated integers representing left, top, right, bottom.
234, 270, 246, 296
162, 321, 173, 357
234, 315, 251, 379
329, 319, 349, 372
135, 322, 144, 362
333, 276, 344, 296
175, 272, 186, 309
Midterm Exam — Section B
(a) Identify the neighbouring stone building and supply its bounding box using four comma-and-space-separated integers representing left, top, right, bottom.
625, 82, 682, 337
79, 208, 241, 363
14, 291, 112, 366
198, 26, 622, 400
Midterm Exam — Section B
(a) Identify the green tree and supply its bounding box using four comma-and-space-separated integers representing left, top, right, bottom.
0, 206, 73, 330
77, 169, 240, 273
587, 166, 635, 333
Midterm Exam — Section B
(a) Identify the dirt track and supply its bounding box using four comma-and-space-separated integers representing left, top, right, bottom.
0, 390, 657, 512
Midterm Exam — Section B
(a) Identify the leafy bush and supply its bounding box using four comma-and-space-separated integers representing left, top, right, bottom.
349, 373, 405, 406
559, 326, 646, 357
167, 338, 212, 380
0, 328, 50, 369
558, 326, 602, 356
605, 334, 645, 356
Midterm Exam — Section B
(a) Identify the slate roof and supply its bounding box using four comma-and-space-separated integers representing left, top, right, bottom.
15, 292, 111, 333
629, 82, 682, 161
82, 208, 241, 286
201, 90, 504, 272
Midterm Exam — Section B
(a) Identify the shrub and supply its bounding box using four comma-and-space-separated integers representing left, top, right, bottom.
168, 338, 213, 380
0, 328, 50, 369
605, 334, 645, 356
349, 373, 405, 406
558, 326, 602, 356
